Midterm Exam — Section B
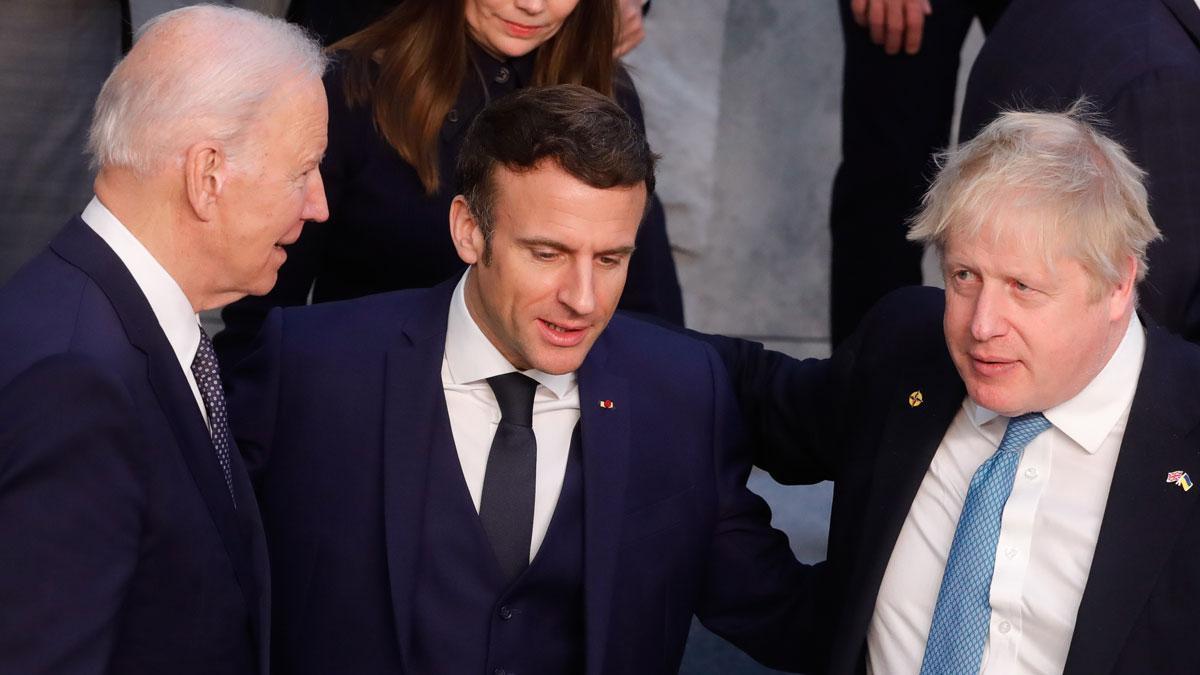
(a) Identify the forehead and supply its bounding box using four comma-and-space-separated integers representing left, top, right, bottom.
489, 163, 645, 242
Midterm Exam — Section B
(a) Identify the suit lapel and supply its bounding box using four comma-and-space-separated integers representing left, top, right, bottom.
49, 218, 263, 640
380, 281, 456, 671
1064, 327, 1200, 674
834, 346, 966, 671
575, 337, 632, 675
1161, 0, 1200, 47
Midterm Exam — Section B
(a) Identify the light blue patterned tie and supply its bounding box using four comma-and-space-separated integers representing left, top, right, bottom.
919, 412, 1052, 675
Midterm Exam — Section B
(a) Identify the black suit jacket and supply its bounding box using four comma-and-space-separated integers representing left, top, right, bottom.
0, 219, 270, 674
710, 286, 1200, 674
226, 278, 820, 674
960, 0, 1200, 342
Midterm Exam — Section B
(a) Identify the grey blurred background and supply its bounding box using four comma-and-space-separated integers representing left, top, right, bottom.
0, 1, 981, 672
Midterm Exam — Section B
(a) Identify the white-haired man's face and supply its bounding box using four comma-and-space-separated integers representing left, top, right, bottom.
211, 74, 329, 298
941, 214, 1136, 417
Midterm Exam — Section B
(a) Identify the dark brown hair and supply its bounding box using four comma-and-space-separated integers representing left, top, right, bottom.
456, 83, 656, 258
332, 0, 617, 195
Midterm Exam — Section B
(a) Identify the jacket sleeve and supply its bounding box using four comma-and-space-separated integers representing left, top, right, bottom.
0, 354, 146, 675
694, 344, 828, 673
225, 308, 287, 487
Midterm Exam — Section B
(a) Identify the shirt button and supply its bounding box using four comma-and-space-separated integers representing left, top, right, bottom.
498, 605, 513, 620
1005, 547, 1018, 559
998, 621, 1012, 634
495, 67, 511, 84
1025, 467, 1039, 480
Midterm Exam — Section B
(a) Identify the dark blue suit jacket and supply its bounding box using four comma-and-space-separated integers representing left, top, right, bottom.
226, 278, 820, 674
710, 286, 1200, 674
0, 219, 270, 674
960, 0, 1200, 342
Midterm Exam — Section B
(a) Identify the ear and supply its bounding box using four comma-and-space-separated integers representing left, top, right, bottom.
184, 141, 226, 222
1108, 254, 1138, 321
449, 195, 485, 265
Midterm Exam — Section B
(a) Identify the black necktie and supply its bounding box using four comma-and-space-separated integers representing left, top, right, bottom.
191, 327, 237, 508
480, 372, 539, 582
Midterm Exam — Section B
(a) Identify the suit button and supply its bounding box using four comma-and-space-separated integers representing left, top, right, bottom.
494, 669, 508, 675
498, 605, 513, 620
447, 108, 459, 123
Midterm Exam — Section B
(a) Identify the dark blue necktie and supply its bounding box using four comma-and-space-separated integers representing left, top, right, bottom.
479, 372, 539, 583
191, 327, 236, 508
919, 412, 1052, 674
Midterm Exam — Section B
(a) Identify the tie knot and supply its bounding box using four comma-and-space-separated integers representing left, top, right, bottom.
998, 412, 1051, 454
487, 372, 538, 427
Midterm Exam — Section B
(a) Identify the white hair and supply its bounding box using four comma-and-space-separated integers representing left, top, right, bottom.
909, 101, 1161, 296
88, 4, 327, 174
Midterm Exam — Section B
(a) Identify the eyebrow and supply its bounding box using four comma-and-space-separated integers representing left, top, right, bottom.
517, 237, 636, 257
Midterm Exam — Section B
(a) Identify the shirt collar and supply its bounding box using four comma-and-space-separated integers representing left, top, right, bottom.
966, 314, 1146, 454
81, 196, 202, 369
444, 269, 576, 398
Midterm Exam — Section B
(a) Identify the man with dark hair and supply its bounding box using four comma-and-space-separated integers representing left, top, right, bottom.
226, 84, 820, 674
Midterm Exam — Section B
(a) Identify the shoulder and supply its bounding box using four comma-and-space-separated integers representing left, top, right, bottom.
612, 63, 646, 126
598, 312, 721, 385
275, 285, 446, 352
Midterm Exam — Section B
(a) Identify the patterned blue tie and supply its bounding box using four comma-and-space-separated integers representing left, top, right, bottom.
919, 412, 1052, 674
191, 326, 237, 508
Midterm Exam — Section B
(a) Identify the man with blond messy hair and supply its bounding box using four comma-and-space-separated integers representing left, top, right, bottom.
709, 106, 1200, 674
0, 6, 327, 674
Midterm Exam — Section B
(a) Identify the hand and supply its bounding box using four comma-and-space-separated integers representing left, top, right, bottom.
614, 0, 647, 58
851, 0, 933, 55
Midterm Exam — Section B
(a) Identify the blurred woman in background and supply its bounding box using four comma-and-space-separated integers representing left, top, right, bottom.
216, 0, 681, 365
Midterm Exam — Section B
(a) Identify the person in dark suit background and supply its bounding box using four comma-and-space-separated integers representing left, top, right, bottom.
227, 84, 820, 675
0, 6, 328, 673
215, 0, 682, 371
829, 0, 1009, 347
711, 107, 1199, 674
960, 0, 1200, 344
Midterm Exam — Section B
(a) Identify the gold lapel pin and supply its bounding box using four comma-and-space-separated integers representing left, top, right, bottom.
599, 400, 614, 409
908, 390, 924, 408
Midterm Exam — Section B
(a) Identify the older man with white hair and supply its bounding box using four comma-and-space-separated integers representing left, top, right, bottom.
709, 106, 1200, 674
0, 6, 326, 674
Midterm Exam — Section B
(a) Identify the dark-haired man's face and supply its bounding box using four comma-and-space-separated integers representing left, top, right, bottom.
450, 161, 645, 374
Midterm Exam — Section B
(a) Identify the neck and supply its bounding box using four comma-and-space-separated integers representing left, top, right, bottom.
94, 168, 225, 312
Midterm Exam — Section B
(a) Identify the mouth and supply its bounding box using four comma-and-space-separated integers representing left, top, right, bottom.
537, 318, 588, 348
501, 18, 542, 38
970, 353, 1019, 376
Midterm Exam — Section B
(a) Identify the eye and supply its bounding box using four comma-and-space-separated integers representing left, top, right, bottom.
531, 249, 559, 262
950, 268, 975, 283
1013, 279, 1035, 293
597, 255, 624, 268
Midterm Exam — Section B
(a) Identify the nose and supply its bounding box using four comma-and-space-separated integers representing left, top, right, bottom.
513, 0, 546, 14
558, 259, 597, 316
305, 169, 330, 223
969, 283, 1008, 342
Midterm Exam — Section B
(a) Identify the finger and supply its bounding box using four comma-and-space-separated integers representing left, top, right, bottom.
904, 0, 926, 54
868, 0, 887, 45
851, 0, 869, 26
883, 0, 905, 54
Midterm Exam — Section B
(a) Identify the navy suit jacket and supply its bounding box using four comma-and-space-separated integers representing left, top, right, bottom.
710, 286, 1200, 674
0, 219, 270, 674
226, 278, 820, 674
960, 0, 1200, 342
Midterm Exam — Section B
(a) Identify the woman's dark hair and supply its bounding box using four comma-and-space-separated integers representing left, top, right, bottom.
332, 0, 618, 195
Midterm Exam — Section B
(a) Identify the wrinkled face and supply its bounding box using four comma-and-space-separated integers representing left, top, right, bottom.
941, 218, 1134, 416
465, 0, 582, 59
214, 75, 329, 298
451, 162, 645, 374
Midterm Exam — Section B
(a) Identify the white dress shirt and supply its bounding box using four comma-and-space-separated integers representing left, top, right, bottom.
81, 196, 208, 426
868, 315, 1145, 675
442, 270, 582, 562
